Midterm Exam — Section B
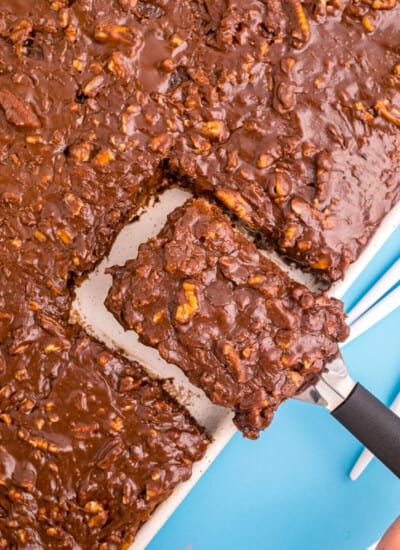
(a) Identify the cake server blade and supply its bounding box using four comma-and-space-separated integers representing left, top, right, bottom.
295, 355, 400, 477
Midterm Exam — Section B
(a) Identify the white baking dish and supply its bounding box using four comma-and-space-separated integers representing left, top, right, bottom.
71, 189, 400, 550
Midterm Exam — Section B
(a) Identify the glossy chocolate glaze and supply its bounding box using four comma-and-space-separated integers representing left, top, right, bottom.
0, 2, 212, 547
106, 199, 349, 438
0, 327, 208, 549
0, 0, 399, 546
166, 1, 400, 282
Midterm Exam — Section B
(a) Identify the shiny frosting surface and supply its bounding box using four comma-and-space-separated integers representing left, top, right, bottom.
106, 199, 349, 439
0, 0, 399, 547
0, 2, 213, 548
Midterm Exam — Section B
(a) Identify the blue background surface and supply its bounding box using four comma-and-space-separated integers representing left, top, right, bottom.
148, 227, 400, 550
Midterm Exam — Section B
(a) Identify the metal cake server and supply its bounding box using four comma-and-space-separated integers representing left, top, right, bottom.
295, 355, 400, 477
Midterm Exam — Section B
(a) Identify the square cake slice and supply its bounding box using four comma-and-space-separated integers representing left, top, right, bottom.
106, 199, 349, 439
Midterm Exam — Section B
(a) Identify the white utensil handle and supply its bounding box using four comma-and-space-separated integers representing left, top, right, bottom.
346, 258, 400, 325
346, 285, 400, 345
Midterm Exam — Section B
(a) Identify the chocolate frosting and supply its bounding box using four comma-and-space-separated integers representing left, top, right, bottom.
106, 199, 349, 438
0, 0, 399, 546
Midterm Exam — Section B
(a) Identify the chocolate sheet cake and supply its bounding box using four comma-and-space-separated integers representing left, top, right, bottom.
0, 327, 209, 548
0, 0, 399, 546
167, 1, 400, 282
0, 2, 212, 547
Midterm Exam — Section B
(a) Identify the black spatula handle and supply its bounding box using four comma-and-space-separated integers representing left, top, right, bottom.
332, 383, 400, 478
